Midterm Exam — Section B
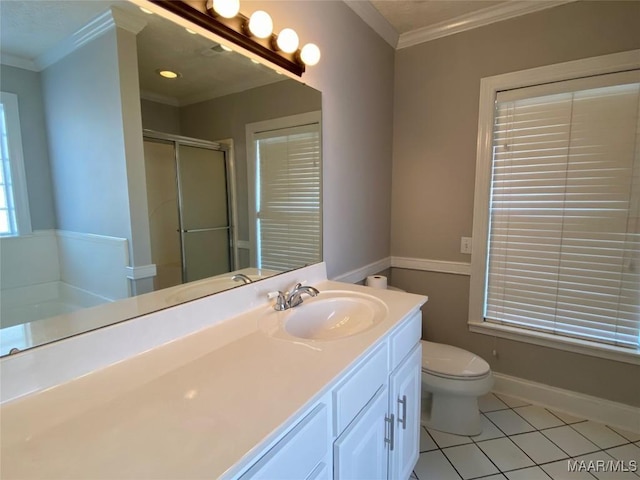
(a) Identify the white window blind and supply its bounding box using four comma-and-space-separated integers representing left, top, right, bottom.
485, 73, 640, 349
254, 123, 321, 271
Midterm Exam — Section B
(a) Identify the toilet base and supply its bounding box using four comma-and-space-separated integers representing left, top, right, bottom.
421, 391, 482, 436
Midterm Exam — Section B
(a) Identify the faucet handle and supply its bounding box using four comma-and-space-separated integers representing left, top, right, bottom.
267, 291, 288, 311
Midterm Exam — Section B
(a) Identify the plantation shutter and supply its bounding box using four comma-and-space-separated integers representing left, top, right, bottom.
485, 71, 640, 348
255, 123, 321, 271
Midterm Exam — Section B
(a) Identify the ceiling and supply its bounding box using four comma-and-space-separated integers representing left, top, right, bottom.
346, 0, 574, 48
0, 0, 282, 105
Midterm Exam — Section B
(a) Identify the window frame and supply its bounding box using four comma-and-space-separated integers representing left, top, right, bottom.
245, 111, 322, 270
0, 92, 32, 237
468, 50, 640, 365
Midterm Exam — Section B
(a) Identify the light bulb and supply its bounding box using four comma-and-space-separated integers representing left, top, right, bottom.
276, 28, 299, 54
300, 43, 321, 66
248, 11, 273, 39
210, 0, 240, 18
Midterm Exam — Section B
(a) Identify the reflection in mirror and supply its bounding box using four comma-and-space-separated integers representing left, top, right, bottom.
0, 0, 322, 356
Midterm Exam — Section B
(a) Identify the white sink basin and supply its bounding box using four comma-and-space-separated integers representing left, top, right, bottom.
281, 291, 387, 340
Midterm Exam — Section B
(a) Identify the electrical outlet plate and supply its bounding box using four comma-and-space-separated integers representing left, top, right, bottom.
461, 237, 472, 254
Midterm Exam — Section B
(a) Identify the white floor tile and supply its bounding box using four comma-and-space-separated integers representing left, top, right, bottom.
472, 414, 506, 442
510, 432, 569, 464
494, 393, 530, 408
605, 443, 640, 466
486, 410, 536, 436
420, 427, 439, 452
428, 428, 473, 449
571, 421, 629, 449
514, 405, 565, 430
505, 466, 552, 480
477, 438, 535, 472
549, 410, 586, 425
541, 459, 597, 480
443, 443, 499, 479
414, 450, 462, 480
542, 426, 600, 457
479, 393, 510, 413
482, 475, 508, 479
607, 426, 640, 443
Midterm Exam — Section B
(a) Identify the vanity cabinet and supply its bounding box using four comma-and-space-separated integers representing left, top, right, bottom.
239, 403, 330, 480
236, 308, 422, 480
388, 344, 422, 480
333, 309, 422, 480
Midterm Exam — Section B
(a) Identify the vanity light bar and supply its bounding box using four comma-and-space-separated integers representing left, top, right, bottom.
150, 1, 319, 77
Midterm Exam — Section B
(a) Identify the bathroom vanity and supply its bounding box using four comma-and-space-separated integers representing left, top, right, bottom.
0, 263, 427, 479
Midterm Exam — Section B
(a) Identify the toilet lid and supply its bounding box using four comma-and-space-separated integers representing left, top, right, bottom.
421, 341, 490, 378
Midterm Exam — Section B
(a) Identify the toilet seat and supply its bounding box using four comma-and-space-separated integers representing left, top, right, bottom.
421, 341, 490, 380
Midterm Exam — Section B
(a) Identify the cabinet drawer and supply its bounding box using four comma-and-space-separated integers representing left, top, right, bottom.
332, 342, 387, 435
240, 403, 328, 479
389, 309, 422, 370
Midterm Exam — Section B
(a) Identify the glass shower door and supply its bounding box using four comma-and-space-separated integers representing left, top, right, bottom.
177, 144, 232, 283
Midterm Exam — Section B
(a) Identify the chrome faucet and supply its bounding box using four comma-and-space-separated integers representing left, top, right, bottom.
231, 273, 253, 284
269, 282, 320, 311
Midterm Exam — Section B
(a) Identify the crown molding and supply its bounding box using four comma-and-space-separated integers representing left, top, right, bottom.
1, 53, 38, 72
343, 1, 399, 48
397, 0, 575, 49
36, 7, 147, 71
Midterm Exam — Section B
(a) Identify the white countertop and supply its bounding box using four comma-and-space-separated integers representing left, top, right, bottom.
0, 278, 426, 479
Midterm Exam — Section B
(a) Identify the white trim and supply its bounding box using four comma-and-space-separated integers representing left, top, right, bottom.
469, 50, 640, 364
0, 54, 38, 72
125, 264, 157, 281
397, 1, 574, 49
139, 90, 180, 107
492, 372, 640, 434
245, 111, 322, 269
344, 0, 574, 50
331, 257, 391, 284
470, 322, 640, 366
391, 256, 470, 276
343, 1, 399, 48
0, 92, 32, 236
36, 7, 146, 71
235, 240, 251, 250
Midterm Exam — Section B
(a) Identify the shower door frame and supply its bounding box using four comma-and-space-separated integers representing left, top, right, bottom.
143, 129, 239, 283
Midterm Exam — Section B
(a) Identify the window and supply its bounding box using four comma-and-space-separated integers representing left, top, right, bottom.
469, 51, 640, 362
247, 112, 322, 271
0, 92, 31, 236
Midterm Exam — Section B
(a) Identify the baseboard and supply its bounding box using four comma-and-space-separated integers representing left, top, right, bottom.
331, 257, 391, 284
492, 372, 640, 434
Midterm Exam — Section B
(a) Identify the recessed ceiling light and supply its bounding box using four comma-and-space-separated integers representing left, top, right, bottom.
139, 7, 153, 14
185, 28, 197, 35
156, 69, 181, 79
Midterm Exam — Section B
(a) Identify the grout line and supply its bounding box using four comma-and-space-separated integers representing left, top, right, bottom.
417, 395, 639, 480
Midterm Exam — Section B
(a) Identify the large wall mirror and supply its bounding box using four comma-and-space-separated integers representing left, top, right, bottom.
0, 0, 322, 356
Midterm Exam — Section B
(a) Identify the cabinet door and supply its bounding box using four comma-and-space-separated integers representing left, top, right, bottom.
334, 385, 389, 480
388, 344, 422, 480
240, 403, 328, 479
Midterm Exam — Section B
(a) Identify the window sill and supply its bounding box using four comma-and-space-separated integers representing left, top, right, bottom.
468, 321, 640, 366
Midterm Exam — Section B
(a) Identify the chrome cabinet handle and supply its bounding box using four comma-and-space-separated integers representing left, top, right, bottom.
385, 413, 395, 451
398, 395, 407, 430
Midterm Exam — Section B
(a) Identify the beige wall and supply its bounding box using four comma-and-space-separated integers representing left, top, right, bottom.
391, 1, 640, 406
241, 0, 395, 280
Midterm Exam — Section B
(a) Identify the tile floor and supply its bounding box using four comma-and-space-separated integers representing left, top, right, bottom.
410, 392, 640, 480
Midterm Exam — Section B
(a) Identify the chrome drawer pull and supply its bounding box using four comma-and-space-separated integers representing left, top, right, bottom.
398, 395, 407, 430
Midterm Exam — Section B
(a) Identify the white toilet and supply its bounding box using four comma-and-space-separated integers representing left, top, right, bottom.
420, 340, 493, 436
